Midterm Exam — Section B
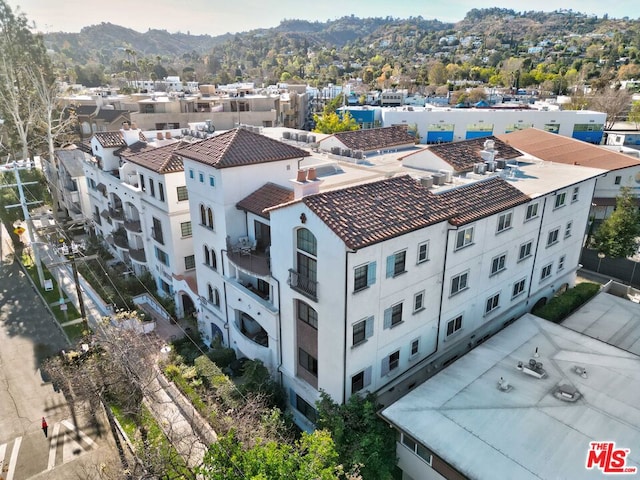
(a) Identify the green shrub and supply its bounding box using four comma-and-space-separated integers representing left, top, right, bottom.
534, 282, 600, 323
206, 345, 237, 369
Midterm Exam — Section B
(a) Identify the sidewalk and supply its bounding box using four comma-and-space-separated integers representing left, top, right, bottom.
32, 240, 217, 468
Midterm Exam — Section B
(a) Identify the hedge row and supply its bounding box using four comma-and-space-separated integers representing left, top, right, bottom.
533, 282, 600, 323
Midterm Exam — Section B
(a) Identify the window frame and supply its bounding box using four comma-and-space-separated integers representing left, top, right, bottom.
184, 255, 195, 270
384, 303, 404, 329
298, 348, 318, 377
558, 254, 566, 271
571, 187, 579, 203
413, 291, 425, 313
519, 240, 533, 261
417, 241, 429, 264
180, 221, 192, 238
410, 338, 420, 358
352, 316, 373, 346
496, 211, 513, 233
547, 227, 560, 247
554, 192, 566, 209
354, 261, 376, 292
525, 202, 539, 221
485, 292, 500, 315
565, 221, 573, 238
450, 271, 469, 296
541, 263, 553, 280
446, 315, 463, 337
512, 278, 526, 298
386, 250, 407, 278
490, 253, 507, 276
614, 176, 622, 185
297, 300, 318, 329
455, 226, 474, 251
177, 185, 189, 201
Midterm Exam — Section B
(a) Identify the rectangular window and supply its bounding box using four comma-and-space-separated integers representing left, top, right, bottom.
525, 203, 539, 221
189, 169, 194, 179
159, 183, 165, 202
455, 226, 474, 250
497, 212, 513, 233
139, 174, 146, 192
351, 366, 372, 394
490, 253, 507, 275
298, 348, 318, 377
565, 221, 573, 238
410, 338, 420, 357
384, 303, 403, 329
417, 241, 429, 264
209, 175, 215, 187
519, 241, 533, 261
414, 291, 425, 312
184, 255, 195, 270
446, 315, 463, 337
571, 187, 579, 203
354, 262, 376, 292
352, 317, 373, 346
512, 279, 526, 298
541, 263, 553, 280
152, 217, 164, 244
180, 221, 192, 237
615, 176, 622, 185
450, 271, 469, 296
177, 186, 188, 201
155, 247, 169, 266
386, 250, 407, 278
297, 301, 318, 329
401, 433, 433, 466
295, 395, 317, 423
558, 255, 566, 271
198, 172, 204, 183
149, 179, 155, 197
547, 228, 560, 247
485, 293, 500, 315
554, 192, 566, 209
381, 350, 400, 376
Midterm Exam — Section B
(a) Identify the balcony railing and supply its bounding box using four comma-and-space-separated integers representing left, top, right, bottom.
109, 208, 125, 221
113, 231, 129, 250
129, 248, 147, 263
124, 219, 142, 233
228, 249, 270, 277
288, 269, 317, 302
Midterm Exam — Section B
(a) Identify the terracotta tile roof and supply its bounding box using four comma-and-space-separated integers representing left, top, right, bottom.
330, 125, 416, 152
94, 130, 146, 148
497, 128, 640, 171
237, 183, 294, 219
175, 127, 310, 168
428, 136, 523, 172
434, 177, 531, 226
119, 141, 185, 174
301, 175, 451, 250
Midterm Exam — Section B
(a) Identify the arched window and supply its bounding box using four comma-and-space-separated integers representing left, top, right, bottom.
207, 208, 214, 229
200, 204, 206, 225
203, 245, 210, 265
213, 288, 220, 307
297, 228, 317, 256
207, 283, 214, 303
294, 228, 318, 299
296, 299, 318, 329
211, 249, 217, 270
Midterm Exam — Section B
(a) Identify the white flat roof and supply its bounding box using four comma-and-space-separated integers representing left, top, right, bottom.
381, 314, 640, 480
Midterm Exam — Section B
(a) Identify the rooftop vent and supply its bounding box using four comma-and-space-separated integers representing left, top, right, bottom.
553, 384, 582, 402
573, 366, 588, 379
516, 359, 547, 379
497, 377, 512, 392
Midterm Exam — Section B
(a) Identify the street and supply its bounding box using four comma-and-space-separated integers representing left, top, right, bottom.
0, 225, 120, 480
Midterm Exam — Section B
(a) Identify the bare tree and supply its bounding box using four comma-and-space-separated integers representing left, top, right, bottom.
588, 86, 632, 129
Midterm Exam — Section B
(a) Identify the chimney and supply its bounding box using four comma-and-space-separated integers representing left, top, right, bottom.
156, 132, 164, 140
165, 131, 172, 139
122, 121, 130, 130
291, 168, 323, 199
121, 121, 141, 146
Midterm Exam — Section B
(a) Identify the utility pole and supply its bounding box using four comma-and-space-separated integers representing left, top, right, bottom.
58, 239, 97, 330
1, 160, 45, 287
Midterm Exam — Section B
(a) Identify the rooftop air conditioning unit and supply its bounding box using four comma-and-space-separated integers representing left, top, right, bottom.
282, 131, 291, 139
431, 173, 446, 185
299, 134, 308, 142
496, 159, 507, 169
341, 148, 352, 157
474, 163, 487, 174
307, 134, 316, 143
439, 169, 453, 183
420, 176, 434, 188
331, 147, 341, 155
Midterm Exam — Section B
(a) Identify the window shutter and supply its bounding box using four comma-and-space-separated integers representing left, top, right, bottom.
289, 388, 297, 407
383, 308, 392, 329
367, 261, 377, 286
381, 357, 390, 376
363, 366, 372, 387
365, 316, 374, 338
386, 255, 394, 278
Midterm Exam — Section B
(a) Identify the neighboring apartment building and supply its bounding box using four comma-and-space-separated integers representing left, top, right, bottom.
49, 146, 92, 223
342, 105, 606, 144
170, 126, 604, 430
83, 123, 194, 294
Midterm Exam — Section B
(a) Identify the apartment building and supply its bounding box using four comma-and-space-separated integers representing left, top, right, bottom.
169, 125, 604, 430
49, 146, 92, 223
83, 123, 193, 294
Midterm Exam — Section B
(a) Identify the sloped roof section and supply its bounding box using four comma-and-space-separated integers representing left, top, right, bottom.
434, 177, 530, 226
497, 128, 640, 171
302, 175, 451, 250
332, 125, 416, 152
119, 141, 185, 174
95, 109, 130, 122
94, 130, 146, 149
429, 136, 523, 172
176, 127, 310, 168
237, 183, 294, 219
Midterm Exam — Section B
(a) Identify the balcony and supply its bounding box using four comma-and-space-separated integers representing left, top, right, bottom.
124, 219, 142, 233
229, 315, 272, 368
227, 249, 270, 277
129, 248, 147, 263
109, 208, 125, 222
288, 269, 318, 302
113, 230, 129, 250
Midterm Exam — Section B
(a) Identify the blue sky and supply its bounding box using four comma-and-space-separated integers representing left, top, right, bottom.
15, 0, 638, 37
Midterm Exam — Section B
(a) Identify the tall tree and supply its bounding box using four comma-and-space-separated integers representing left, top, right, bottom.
0, 1, 52, 161
592, 187, 640, 258
589, 87, 632, 129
